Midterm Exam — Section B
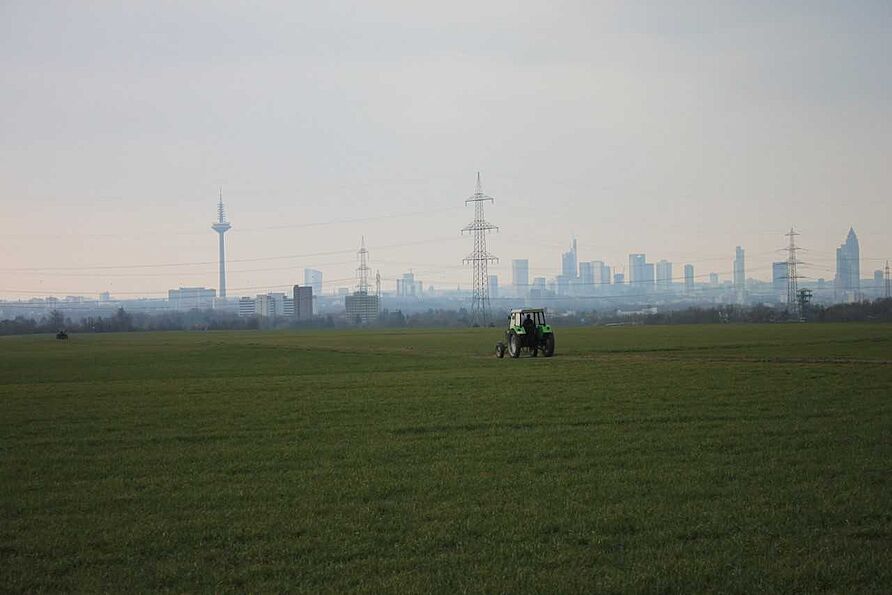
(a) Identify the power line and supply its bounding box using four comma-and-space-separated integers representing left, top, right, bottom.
0, 236, 463, 273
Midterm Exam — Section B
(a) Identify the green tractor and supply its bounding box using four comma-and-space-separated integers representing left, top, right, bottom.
495, 308, 555, 358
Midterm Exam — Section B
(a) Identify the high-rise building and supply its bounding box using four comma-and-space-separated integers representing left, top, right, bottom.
397, 271, 417, 297
265, 292, 291, 317
487, 275, 499, 299
629, 254, 646, 286
304, 269, 323, 297
644, 263, 655, 286
512, 259, 529, 296
293, 285, 313, 321
168, 287, 216, 311
591, 261, 610, 290
256, 294, 276, 319
684, 264, 694, 293
835, 227, 860, 301
555, 275, 571, 296
561, 239, 578, 280
238, 297, 256, 317
709, 272, 719, 286
733, 246, 745, 292
656, 260, 672, 290
345, 294, 379, 323
613, 272, 625, 285
772, 262, 789, 295
578, 262, 595, 294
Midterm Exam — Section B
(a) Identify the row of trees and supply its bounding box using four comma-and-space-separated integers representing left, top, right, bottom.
1, 299, 890, 336
0, 307, 258, 336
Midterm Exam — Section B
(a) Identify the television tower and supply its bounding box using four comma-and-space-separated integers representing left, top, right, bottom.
462, 172, 499, 325
211, 188, 232, 298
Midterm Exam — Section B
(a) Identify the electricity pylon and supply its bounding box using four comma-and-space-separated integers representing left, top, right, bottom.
462, 172, 498, 326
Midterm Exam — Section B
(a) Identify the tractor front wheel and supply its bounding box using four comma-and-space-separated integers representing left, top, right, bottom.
508, 333, 521, 358
495, 342, 506, 358
543, 334, 555, 357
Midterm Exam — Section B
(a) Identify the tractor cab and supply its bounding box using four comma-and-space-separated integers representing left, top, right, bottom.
508, 308, 549, 331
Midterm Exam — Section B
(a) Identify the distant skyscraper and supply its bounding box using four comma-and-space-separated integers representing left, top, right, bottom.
835, 227, 860, 301
561, 238, 578, 280
211, 189, 232, 298
656, 260, 672, 290
578, 261, 595, 293
512, 259, 529, 296
629, 254, 646, 286
488, 275, 499, 299
168, 287, 216, 311
772, 262, 789, 295
397, 271, 416, 297
643, 263, 655, 287
304, 269, 323, 296
591, 261, 610, 289
293, 285, 313, 320
709, 272, 719, 286
684, 264, 694, 293
733, 246, 745, 292
614, 272, 625, 285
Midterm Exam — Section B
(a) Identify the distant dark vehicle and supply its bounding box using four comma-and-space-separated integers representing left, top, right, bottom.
56, 330, 68, 340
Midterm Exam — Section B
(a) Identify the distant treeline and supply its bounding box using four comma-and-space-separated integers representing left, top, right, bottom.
614, 298, 892, 325
1, 299, 891, 336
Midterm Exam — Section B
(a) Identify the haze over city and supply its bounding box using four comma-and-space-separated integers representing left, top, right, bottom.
1, 1, 889, 300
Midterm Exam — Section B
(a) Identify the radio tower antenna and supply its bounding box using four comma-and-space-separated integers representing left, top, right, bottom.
784, 227, 803, 318
462, 172, 499, 325
356, 236, 371, 295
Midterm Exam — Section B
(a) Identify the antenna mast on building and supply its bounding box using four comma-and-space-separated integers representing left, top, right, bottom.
784, 227, 803, 318
356, 236, 371, 295
462, 172, 499, 325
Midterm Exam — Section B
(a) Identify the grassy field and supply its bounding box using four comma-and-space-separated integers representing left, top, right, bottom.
1, 324, 890, 592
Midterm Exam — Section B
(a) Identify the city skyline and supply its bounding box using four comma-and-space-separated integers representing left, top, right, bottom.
0, 200, 886, 300
1, 2, 890, 299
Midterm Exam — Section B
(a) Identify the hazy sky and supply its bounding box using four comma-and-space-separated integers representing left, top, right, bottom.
1, 1, 889, 299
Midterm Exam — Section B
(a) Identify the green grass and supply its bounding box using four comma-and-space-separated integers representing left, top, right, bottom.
1, 324, 890, 592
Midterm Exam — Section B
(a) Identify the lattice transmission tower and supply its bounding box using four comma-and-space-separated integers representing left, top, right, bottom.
784, 227, 804, 319
462, 172, 499, 325
885, 260, 890, 299
356, 236, 371, 294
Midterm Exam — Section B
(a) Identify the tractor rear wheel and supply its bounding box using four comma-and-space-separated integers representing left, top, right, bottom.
543, 333, 555, 357
508, 332, 521, 358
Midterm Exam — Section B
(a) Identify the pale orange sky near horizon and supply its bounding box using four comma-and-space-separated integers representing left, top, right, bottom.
1, 1, 889, 299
